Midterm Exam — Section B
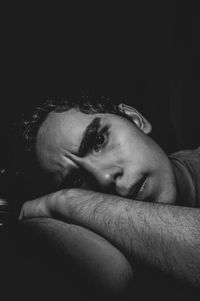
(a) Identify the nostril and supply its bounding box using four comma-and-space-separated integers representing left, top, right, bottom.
105, 167, 123, 183
89, 166, 123, 193
113, 167, 123, 181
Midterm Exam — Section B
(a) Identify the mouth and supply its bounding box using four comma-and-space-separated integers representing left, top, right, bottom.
128, 176, 147, 200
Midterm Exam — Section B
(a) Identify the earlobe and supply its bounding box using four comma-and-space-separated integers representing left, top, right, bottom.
118, 103, 152, 134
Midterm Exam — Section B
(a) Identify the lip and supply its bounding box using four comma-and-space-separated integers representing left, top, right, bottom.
128, 176, 147, 200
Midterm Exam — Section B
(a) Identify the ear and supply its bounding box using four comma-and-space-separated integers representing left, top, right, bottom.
118, 103, 152, 134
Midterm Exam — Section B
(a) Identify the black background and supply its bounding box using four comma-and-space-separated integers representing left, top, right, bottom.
1, 1, 199, 167
0, 2, 200, 300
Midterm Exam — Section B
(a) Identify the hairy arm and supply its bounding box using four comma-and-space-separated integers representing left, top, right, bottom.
20, 188, 200, 287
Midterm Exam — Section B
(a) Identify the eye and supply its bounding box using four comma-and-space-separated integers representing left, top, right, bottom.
72, 176, 84, 188
61, 173, 85, 189
94, 130, 108, 152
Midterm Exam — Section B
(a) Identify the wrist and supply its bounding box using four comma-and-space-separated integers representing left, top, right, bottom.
53, 189, 83, 222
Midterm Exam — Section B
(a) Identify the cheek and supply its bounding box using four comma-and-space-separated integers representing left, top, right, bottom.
108, 139, 134, 166
107, 127, 149, 165
118, 136, 156, 170
114, 133, 139, 157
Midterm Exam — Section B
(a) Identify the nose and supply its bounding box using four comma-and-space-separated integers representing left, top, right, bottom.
96, 166, 123, 192
79, 159, 123, 193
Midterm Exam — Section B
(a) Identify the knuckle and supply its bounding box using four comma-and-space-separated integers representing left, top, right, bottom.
62, 188, 78, 199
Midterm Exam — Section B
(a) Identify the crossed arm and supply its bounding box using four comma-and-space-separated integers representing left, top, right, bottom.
20, 188, 200, 288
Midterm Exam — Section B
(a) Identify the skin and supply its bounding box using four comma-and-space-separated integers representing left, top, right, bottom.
36, 108, 177, 204
20, 106, 200, 288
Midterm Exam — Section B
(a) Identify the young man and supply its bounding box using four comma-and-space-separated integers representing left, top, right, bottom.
19, 96, 200, 291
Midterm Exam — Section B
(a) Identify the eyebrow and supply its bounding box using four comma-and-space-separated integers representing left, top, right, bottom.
78, 117, 101, 156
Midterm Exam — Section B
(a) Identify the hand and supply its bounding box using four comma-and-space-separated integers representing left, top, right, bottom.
19, 188, 114, 224
19, 196, 52, 220
18, 188, 80, 220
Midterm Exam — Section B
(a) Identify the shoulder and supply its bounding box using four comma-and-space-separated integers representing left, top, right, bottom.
169, 147, 200, 172
170, 147, 200, 161
170, 147, 200, 208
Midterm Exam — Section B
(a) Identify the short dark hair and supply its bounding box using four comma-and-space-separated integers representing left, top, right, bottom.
13, 95, 131, 200
22, 95, 130, 154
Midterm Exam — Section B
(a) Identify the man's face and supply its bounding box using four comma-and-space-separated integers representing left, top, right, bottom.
36, 108, 177, 204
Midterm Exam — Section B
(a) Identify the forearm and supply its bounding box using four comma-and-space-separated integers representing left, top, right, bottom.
52, 189, 200, 287
20, 189, 200, 287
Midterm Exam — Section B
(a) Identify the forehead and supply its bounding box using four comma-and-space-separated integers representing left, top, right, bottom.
37, 108, 96, 156
36, 109, 117, 174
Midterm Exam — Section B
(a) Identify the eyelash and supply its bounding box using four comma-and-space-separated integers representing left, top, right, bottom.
62, 172, 85, 189
93, 127, 109, 153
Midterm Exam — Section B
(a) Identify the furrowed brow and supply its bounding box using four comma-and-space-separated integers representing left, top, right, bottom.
78, 117, 101, 156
